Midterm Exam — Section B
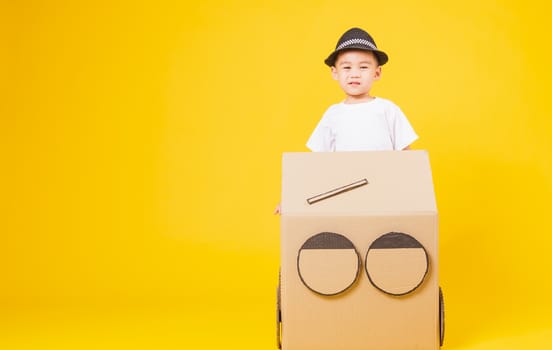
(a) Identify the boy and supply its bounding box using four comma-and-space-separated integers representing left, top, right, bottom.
274, 28, 416, 214
307, 27, 418, 152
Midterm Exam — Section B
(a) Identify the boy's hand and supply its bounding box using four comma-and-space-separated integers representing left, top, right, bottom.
273, 203, 281, 215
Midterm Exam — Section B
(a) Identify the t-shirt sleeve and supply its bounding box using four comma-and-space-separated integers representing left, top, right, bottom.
306, 111, 334, 152
389, 104, 419, 150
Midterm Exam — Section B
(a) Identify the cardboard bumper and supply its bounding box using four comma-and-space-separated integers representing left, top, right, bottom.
279, 151, 440, 350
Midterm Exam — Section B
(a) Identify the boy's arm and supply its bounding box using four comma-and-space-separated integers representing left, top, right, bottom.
273, 202, 281, 215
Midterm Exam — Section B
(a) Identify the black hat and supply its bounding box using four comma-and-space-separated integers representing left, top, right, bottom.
324, 28, 389, 67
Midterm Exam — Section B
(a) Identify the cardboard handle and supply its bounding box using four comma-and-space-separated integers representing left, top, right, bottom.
306, 178, 368, 204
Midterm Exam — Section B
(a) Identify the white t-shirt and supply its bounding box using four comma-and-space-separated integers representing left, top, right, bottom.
306, 97, 418, 152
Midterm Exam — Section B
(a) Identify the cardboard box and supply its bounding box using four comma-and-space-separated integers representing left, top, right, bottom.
278, 151, 442, 350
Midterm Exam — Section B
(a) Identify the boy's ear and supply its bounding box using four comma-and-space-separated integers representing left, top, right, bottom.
374, 66, 382, 80
331, 66, 338, 80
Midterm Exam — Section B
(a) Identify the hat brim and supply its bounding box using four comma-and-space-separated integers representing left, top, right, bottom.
324, 46, 389, 67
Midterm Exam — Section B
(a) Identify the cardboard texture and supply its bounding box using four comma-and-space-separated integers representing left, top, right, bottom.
279, 151, 440, 350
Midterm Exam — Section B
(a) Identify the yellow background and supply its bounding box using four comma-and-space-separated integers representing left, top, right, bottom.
3, 0, 552, 349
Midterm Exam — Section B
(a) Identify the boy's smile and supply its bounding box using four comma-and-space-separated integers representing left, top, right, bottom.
331, 50, 382, 104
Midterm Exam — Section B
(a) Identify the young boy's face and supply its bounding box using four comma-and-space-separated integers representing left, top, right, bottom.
331, 50, 382, 103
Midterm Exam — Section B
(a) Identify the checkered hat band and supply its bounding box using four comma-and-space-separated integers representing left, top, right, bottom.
337, 38, 377, 51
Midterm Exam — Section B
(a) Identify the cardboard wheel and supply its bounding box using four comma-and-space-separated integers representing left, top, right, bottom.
276, 270, 282, 349
439, 287, 445, 347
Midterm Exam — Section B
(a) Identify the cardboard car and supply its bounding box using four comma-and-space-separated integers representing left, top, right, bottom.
277, 151, 444, 350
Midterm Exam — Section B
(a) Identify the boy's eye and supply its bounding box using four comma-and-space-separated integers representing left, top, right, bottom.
360, 66, 369, 69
